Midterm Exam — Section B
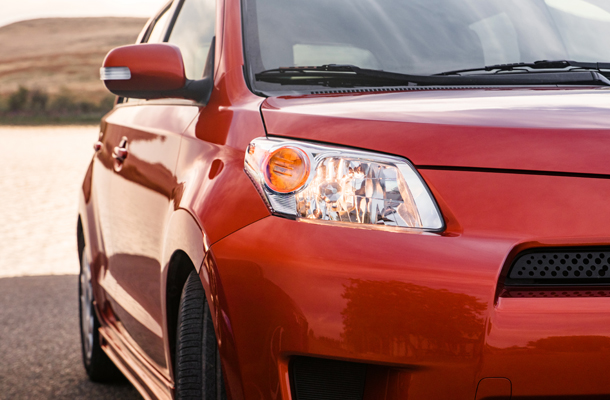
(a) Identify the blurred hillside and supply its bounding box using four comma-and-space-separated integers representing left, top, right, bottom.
0, 17, 146, 101
0, 17, 146, 123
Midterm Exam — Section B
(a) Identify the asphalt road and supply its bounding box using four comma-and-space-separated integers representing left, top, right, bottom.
0, 275, 142, 399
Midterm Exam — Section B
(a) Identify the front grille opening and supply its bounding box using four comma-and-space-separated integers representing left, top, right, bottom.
290, 356, 367, 400
500, 288, 610, 298
505, 247, 610, 287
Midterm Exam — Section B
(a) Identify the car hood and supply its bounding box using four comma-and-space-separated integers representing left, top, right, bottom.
261, 88, 610, 175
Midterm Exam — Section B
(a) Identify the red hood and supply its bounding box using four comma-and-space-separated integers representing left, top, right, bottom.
261, 88, 610, 175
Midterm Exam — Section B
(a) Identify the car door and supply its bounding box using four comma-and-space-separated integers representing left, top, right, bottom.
94, 0, 213, 374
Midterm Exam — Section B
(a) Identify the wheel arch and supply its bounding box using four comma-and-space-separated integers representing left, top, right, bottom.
165, 250, 197, 374
161, 208, 208, 379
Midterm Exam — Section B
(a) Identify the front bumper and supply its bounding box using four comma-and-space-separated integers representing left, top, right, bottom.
208, 169, 610, 400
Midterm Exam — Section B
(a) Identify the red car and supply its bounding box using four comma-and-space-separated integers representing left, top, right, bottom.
78, 0, 610, 399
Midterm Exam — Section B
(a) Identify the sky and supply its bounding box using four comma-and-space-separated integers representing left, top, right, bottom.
0, 0, 169, 28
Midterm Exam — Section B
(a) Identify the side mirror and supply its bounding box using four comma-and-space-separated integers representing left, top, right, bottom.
100, 43, 213, 103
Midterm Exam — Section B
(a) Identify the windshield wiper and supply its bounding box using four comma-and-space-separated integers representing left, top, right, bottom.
255, 64, 610, 88
435, 60, 610, 76
255, 64, 418, 86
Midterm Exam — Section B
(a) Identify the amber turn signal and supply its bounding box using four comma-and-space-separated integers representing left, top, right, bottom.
263, 147, 310, 193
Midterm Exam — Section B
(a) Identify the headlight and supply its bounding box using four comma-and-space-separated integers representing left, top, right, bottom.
245, 137, 444, 232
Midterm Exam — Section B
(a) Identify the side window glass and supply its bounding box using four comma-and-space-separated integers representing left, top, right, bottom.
168, 0, 216, 79
122, 5, 172, 104
147, 7, 172, 43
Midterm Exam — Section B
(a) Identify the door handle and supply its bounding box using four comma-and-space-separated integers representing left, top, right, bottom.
112, 137, 129, 161
113, 147, 128, 161
94, 131, 104, 152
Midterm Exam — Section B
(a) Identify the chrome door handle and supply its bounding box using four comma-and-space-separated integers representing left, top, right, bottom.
113, 147, 128, 161
112, 137, 129, 161
95, 131, 104, 152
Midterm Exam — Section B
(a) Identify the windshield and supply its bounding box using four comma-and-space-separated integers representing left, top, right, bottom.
242, 0, 610, 94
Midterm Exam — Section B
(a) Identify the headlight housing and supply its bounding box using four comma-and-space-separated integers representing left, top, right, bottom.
245, 137, 444, 232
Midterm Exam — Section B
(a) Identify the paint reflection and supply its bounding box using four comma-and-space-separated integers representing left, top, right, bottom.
340, 279, 486, 358
527, 335, 610, 352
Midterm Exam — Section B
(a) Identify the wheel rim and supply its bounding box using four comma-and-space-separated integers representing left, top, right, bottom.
80, 251, 95, 363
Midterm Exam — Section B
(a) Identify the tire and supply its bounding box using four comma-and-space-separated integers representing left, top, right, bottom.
175, 270, 227, 400
79, 248, 123, 382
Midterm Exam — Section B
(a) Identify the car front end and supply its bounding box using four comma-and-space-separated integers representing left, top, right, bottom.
202, 84, 610, 399
84, 0, 610, 398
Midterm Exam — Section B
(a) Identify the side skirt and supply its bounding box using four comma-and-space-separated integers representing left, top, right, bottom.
99, 325, 174, 400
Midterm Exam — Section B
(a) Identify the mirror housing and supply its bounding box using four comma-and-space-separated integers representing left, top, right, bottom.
100, 43, 213, 104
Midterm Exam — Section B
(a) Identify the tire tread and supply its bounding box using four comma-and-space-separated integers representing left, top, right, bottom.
175, 271, 227, 400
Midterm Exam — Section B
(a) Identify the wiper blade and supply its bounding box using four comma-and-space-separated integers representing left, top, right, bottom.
436, 60, 610, 76
255, 64, 418, 86
255, 64, 610, 87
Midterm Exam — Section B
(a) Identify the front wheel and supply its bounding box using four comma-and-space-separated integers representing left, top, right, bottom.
175, 270, 227, 400
79, 249, 122, 382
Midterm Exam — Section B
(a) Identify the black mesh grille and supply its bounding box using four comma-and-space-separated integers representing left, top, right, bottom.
291, 357, 366, 400
502, 289, 610, 298
506, 248, 610, 285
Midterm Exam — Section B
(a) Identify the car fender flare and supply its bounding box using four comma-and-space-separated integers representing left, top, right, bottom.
161, 208, 206, 277
160, 208, 209, 379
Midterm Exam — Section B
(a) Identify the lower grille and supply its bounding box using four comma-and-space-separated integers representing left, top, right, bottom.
506, 247, 610, 286
501, 289, 610, 298
291, 357, 367, 400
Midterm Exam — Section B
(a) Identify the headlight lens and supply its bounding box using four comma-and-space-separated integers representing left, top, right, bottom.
245, 137, 444, 232
264, 146, 310, 193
